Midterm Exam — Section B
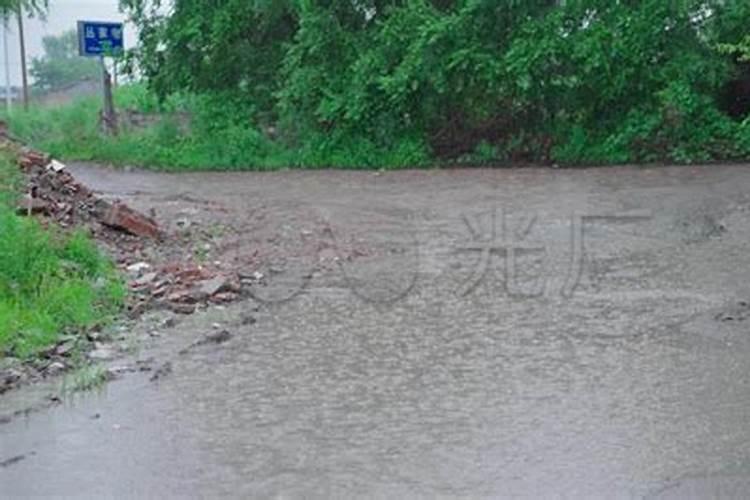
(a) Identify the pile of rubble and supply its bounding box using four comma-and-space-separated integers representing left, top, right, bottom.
16, 147, 162, 239
2, 130, 249, 317
126, 262, 247, 316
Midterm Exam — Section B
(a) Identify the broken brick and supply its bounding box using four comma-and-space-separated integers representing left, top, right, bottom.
166, 290, 198, 304
169, 303, 197, 315
175, 266, 210, 283
210, 292, 238, 304
100, 202, 162, 239
18, 148, 49, 170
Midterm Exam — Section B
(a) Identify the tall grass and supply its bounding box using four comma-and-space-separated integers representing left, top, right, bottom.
0, 155, 124, 358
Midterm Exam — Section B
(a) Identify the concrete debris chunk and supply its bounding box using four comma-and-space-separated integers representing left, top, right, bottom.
126, 262, 151, 275
197, 274, 232, 297
46, 159, 66, 172
132, 272, 158, 288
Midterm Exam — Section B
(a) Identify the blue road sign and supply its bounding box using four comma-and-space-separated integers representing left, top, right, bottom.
77, 21, 124, 57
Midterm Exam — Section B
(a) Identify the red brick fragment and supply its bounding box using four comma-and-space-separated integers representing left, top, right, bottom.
100, 202, 162, 239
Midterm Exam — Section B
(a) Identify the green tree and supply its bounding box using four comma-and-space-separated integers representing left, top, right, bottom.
121, 0, 750, 165
30, 30, 100, 92
0, 0, 46, 16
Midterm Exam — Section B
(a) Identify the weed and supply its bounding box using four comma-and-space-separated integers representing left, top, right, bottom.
62, 363, 109, 393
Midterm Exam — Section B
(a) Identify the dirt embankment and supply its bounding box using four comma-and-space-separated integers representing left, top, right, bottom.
0, 132, 260, 394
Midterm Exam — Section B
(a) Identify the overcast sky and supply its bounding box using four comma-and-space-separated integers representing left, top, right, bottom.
1, 0, 135, 85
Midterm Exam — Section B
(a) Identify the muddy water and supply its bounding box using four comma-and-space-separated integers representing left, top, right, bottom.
4, 165, 750, 497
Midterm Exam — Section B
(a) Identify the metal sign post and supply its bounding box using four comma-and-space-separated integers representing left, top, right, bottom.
77, 21, 124, 135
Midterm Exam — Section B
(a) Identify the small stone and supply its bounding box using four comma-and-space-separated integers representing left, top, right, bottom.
126, 262, 151, 276
196, 275, 231, 297
243, 271, 264, 282
89, 346, 115, 361
203, 329, 232, 345
136, 358, 155, 371
169, 303, 196, 315
132, 272, 158, 288
149, 361, 172, 382
45, 361, 67, 376
128, 301, 148, 318
151, 283, 169, 298
210, 292, 238, 304
175, 217, 191, 229
107, 365, 135, 376
166, 290, 196, 304
55, 341, 75, 357
2, 368, 23, 385
161, 317, 177, 329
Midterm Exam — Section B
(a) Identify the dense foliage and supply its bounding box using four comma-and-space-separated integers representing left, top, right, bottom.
0, 0, 46, 16
12, 1, 750, 168
116, 0, 750, 166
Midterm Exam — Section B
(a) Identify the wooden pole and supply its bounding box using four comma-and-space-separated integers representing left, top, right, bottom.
100, 57, 117, 134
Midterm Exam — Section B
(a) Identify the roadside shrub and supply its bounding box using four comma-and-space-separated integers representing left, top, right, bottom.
122, 0, 750, 166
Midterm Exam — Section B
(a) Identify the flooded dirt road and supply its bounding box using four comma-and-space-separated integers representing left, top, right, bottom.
3, 164, 750, 497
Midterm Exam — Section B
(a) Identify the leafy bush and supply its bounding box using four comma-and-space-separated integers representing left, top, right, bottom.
101, 1, 743, 166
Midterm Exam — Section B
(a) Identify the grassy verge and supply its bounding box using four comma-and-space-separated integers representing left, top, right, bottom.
6, 83, 750, 171
2, 84, 431, 171
4, 80, 750, 171
0, 154, 125, 359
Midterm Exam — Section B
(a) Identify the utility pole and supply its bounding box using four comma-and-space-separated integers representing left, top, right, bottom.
16, 5, 28, 110
3, 16, 10, 111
